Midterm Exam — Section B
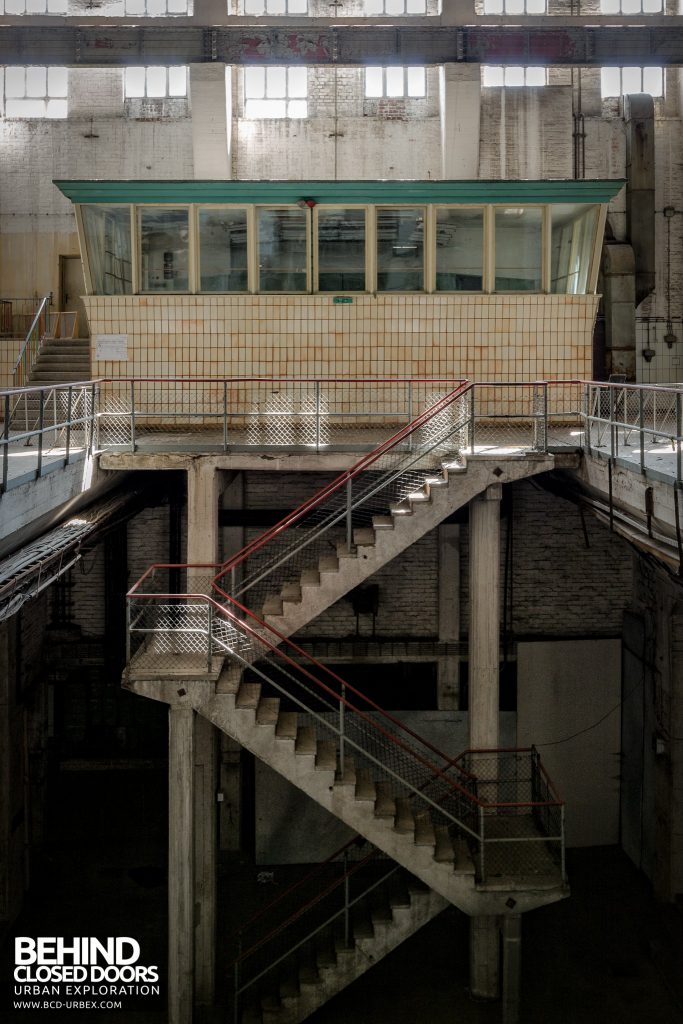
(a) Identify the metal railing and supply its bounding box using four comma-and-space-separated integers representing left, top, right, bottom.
584, 380, 683, 484
11, 296, 51, 388
1, 381, 97, 495
232, 837, 398, 1024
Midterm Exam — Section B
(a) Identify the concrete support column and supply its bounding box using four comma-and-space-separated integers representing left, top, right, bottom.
469, 915, 500, 1000
437, 523, 460, 710
189, 64, 232, 180
439, 64, 481, 179
468, 484, 502, 749
168, 705, 194, 1024
186, 460, 221, 1010
502, 915, 522, 1024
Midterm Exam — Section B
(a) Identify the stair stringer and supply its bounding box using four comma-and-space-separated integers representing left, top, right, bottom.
129, 677, 568, 918
258, 455, 555, 640
261, 888, 448, 1024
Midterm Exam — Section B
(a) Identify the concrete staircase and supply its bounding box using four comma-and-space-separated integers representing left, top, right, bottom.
27, 335, 91, 386
130, 667, 567, 918
241, 875, 447, 1024
236, 454, 556, 643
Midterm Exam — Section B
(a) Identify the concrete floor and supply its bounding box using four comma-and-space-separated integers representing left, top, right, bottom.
2, 768, 683, 1024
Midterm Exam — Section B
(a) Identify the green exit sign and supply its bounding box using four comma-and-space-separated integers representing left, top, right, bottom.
332, 296, 353, 304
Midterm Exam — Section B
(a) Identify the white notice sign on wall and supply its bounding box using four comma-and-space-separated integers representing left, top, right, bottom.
95, 334, 128, 361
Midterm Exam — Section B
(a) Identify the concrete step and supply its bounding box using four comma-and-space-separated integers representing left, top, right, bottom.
295, 725, 317, 755
355, 773, 376, 802
256, 697, 280, 726
434, 825, 455, 864
300, 569, 321, 588
335, 756, 356, 786
280, 582, 302, 604
394, 798, 415, 834
352, 527, 375, 547
335, 540, 357, 559
373, 781, 396, 820
236, 682, 261, 710
371, 515, 394, 531
414, 812, 436, 848
318, 554, 339, 574
315, 740, 337, 771
275, 711, 298, 740
263, 595, 284, 617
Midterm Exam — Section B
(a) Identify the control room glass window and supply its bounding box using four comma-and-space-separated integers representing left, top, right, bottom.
317, 209, 366, 292
482, 0, 546, 10
494, 207, 543, 292
435, 208, 484, 292
258, 208, 308, 292
601, 0, 662, 12
364, 67, 426, 98
124, 66, 188, 98
550, 204, 598, 295
482, 66, 547, 87
376, 208, 424, 292
81, 205, 133, 295
243, 0, 307, 12
198, 208, 248, 292
244, 67, 308, 118
138, 208, 189, 292
363, 0, 427, 13
0, 1, 67, 12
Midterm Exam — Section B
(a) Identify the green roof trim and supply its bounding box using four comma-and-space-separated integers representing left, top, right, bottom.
54, 179, 625, 206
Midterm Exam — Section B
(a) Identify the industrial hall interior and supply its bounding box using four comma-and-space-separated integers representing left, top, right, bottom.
3, 1, 683, 1023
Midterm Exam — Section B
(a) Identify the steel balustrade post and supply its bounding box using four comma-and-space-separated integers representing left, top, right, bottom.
346, 478, 353, 551
36, 390, 44, 479
65, 386, 72, 466
315, 380, 321, 453
339, 682, 346, 779
677, 391, 682, 486
470, 386, 476, 454
478, 805, 486, 882
543, 382, 548, 452
207, 602, 213, 673
94, 384, 101, 453
223, 381, 228, 452
560, 804, 566, 882
609, 387, 615, 459
52, 389, 57, 449
407, 382, 413, 451
2, 393, 9, 495
343, 850, 350, 947
130, 380, 136, 453
126, 598, 131, 666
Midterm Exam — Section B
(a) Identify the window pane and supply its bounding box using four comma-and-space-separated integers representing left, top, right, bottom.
550, 204, 598, 295
245, 66, 265, 99
139, 208, 189, 292
258, 208, 307, 292
6, 98, 45, 117
146, 66, 167, 97
385, 0, 404, 13
507, 0, 524, 12
168, 0, 189, 11
246, 98, 287, 117
365, 67, 383, 97
525, 67, 546, 87
643, 0, 663, 11
495, 208, 542, 292
125, 67, 146, 98
504, 67, 525, 87
45, 98, 67, 118
526, 0, 546, 12
244, 0, 263, 12
287, 99, 308, 118
5, 67, 26, 98
407, 67, 426, 97
269, 0, 287, 11
364, 0, 383, 12
288, 66, 307, 98
26, 66, 47, 97
601, 67, 621, 97
317, 208, 366, 292
484, 0, 504, 11
435, 208, 484, 292
643, 66, 663, 96
377, 208, 424, 292
386, 67, 404, 97
288, 0, 308, 12
621, 66, 642, 94
199, 208, 248, 293
266, 67, 287, 98
601, 0, 620, 11
482, 66, 504, 88
406, 0, 426, 12
621, 0, 640, 12
82, 205, 133, 295
47, 66, 68, 97
168, 66, 187, 97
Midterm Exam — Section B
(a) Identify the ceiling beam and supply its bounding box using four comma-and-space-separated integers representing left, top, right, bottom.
2, 24, 683, 66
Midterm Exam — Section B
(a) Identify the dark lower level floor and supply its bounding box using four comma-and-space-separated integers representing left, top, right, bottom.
1, 769, 683, 1023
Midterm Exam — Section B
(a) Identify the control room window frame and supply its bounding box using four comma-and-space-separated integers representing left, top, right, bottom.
600, 65, 664, 98
600, 0, 663, 13
364, 66, 427, 100
76, 200, 605, 298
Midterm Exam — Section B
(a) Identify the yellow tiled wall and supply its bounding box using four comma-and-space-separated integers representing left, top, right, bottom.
86, 293, 598, 386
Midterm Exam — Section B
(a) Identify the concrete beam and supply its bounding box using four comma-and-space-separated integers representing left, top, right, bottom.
5, 25, 683, 67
